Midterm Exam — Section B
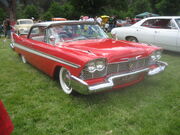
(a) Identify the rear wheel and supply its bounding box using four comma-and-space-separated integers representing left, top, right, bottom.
59, 67, 73, 94
127, 37, 138, 42
21, 55, 27, 63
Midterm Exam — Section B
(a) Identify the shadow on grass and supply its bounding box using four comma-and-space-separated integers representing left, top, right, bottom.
163, 50, 180, 57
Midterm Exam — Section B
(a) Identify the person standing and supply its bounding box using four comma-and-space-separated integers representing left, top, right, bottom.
0, 22, 3, 38
3, 18, 11, 38
96, 16, 102, 25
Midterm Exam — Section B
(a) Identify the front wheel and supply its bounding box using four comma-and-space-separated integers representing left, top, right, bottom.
59, 67, 73, 94
126, 37, 138, 42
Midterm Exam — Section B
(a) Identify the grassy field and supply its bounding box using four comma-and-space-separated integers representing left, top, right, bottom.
0, 39, 179, 135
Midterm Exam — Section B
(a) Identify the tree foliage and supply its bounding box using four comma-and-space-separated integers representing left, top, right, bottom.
0, 0, 180, 21
0, 8, 7, 22
0, 0, 16, 21
23, 5, 39, 19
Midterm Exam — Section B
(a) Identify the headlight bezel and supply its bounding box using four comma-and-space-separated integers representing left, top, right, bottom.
150, 50, 162, 61
85, 58, 106, 73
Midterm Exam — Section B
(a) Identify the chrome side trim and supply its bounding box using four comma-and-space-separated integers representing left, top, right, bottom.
14, 43, 80, 68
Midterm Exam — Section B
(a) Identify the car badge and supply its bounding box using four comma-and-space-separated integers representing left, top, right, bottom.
128, 62, 135, 71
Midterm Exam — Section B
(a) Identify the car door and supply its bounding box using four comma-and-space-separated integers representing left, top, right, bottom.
153, 19, 178, 51
27, 26, 57, 75
135, 19, 156, 44
176, 30, 180, 52
174, 18, 180, 52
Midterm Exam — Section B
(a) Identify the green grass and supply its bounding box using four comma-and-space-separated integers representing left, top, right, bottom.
0, 39, 179, 135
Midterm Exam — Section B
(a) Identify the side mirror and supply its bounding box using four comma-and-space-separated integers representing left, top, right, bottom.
49, 35, 55, 41
49, 35, 56, 45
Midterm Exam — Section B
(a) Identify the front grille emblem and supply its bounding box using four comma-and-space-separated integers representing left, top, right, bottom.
128, 62, 135, 71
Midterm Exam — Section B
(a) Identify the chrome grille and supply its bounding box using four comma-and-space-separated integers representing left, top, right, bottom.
81, 57, 150, 80
107, 57, 149, 75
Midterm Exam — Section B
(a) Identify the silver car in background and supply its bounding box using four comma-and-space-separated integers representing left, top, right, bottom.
111, 16, 180, 52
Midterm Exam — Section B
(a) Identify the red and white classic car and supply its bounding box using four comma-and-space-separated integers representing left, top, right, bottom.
11, 21, 167, 95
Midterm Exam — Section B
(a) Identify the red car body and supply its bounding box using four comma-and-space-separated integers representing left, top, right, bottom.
11, 21, 167, 94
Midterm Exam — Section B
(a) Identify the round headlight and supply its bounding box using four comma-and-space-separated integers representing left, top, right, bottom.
155, 51, 162, 60
151, 50, 162, 61
151, 54, 156, 61
87, 62, 96, 73
96, 60, 105, 71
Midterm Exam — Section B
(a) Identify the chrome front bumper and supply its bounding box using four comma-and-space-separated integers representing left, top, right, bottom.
70, 61, 168, 94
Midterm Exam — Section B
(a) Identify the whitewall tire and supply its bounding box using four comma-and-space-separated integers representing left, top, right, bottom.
59, 67, 73, 94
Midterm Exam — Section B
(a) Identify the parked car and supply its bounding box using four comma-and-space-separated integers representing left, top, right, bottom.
116, 19, 131, 27
11, 21, 167, 95
131, 18, 141, 24
111, 16, 180, 52
14, 19, 34, 35
52, 18, 67, 21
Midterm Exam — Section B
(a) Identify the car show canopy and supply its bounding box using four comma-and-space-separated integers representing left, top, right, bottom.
135, 12, 159, 18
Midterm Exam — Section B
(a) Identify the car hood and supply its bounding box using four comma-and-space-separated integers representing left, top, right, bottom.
61, 38, 155, 63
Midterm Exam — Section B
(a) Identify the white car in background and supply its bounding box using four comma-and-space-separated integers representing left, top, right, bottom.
111, 16, 180, 52
14, 19, 34, 35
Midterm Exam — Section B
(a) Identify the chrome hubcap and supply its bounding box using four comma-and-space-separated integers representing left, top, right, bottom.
62, 70, 71, 90
59, 67, 72, 94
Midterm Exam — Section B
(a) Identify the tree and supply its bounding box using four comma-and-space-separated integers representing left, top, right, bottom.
24, 5, 39, 19
42, 11, 53, 21
70, 0, 105, 16
156, 0, 180, 15
0, 0, 16, 21
0, 8, 7, 22
48, 2, 63, 18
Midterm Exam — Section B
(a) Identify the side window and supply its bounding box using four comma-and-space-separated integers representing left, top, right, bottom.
141, 19, 156, 28
141, 19, 173, 29
167, 19, 177, 29
29, 26, 45, 42
45, 27, 62, 45
154, 19, 171, 29
45, 27, 55, 44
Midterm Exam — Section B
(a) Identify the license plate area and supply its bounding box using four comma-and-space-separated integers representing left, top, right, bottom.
113, 73, 142, 86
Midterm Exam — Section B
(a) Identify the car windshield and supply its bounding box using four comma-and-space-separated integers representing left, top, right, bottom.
46, 24, 108, 44
175, 19, 180, 28
19, 20, 33, 24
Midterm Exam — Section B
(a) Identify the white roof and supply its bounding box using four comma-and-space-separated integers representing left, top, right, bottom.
133, 16, 180, 27
17, 19, 33, 21
32, 20, 97, 27
145, 16, 180, 19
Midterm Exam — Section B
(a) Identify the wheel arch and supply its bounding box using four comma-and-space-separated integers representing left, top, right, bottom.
53, 65, 62, 80
125, 36, 137, 40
